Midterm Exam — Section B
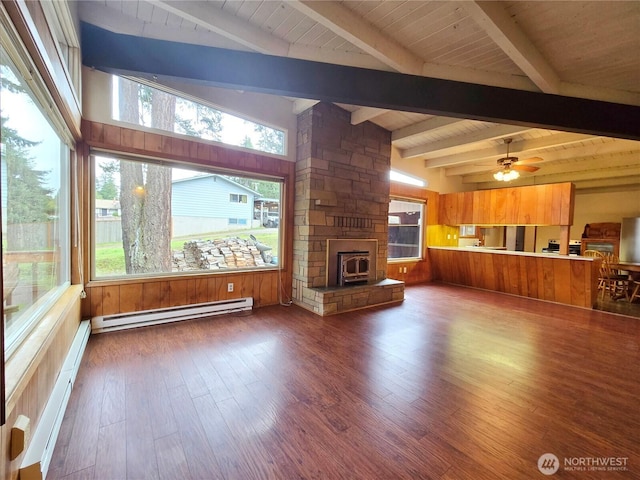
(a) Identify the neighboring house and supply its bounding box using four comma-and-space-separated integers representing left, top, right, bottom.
94, 199, 121, 217
172, 174, 261, 236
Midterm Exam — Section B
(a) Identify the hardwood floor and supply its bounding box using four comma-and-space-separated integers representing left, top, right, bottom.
596, 294, 640, 319
48, 284, 639, 480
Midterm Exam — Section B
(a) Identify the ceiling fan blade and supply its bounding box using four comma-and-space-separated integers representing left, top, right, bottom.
513, 165, 540, 173
517, 156, 543, 164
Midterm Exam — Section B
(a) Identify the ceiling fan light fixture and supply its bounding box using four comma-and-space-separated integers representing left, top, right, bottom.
494, 167, 519, 182
493, 139, 523, 181
505, 169, 519, 181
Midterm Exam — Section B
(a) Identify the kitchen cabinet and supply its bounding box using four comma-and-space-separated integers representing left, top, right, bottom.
438, 182, 575, 226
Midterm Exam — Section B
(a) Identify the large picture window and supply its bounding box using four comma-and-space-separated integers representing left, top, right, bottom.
93, 155, 282, 278
388, 198, 424, 259
1, 46, 71, 355
112, 76, 286, 156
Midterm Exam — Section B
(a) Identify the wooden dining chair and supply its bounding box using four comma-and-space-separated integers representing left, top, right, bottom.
583, 250, 606, 296
630, 280, 640, 303
600, 253, 630, 300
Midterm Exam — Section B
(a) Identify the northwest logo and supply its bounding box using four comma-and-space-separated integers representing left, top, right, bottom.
538, 453, 560, 475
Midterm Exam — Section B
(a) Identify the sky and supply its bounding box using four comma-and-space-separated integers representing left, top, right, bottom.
1, 65, 63, 191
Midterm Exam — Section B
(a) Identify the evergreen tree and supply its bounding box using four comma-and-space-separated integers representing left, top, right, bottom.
197, 104, 223, 141
241, 135, 254, 149
223, 176, 280, 199
254, 124, 285, 154
118, 78, 173, 274
1, 68, 54, 250
1, 118, 52, 224
175, 101, 223, 142
96, 159, 119, 200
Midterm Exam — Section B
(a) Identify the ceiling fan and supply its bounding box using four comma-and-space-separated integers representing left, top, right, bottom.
493, 138, 542, 181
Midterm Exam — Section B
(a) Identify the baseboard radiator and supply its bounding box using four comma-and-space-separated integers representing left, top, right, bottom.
19, 319, 91, 480
91, 297, 254, 334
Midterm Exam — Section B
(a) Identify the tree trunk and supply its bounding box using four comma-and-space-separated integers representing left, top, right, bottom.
118, 80, 174, 274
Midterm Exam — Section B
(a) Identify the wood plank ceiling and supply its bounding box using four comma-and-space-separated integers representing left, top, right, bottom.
77, 1, 640, 192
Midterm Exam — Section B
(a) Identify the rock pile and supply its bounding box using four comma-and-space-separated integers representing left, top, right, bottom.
172, 237, 272, 271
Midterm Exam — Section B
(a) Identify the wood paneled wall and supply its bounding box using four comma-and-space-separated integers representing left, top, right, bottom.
81, 121, 295, 318
1, 287, 82, 480
1, 4, 83, 478
429, 248, 599, 308
438, 182, 575, 226
386, 184, 440, 284
81, 121, 296, 178
87, 271, 283, 318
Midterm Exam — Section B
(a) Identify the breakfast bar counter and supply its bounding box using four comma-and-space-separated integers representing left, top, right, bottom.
428, 247, 601, 309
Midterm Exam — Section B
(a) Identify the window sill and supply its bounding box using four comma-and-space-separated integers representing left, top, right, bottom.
87, 266, 282, 287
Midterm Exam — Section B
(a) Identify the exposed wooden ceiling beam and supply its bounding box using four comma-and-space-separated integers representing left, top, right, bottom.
148, 0, 290, 56
287, 1, 553, 124
424, 132, 598, 168
464, 1, 561, 94
289, 1, 426, 125
154, 0, 398, 125
568, 176, 640, 193
451, 148, 640, 177
403, 125, 532, 160
80, 24, 640, 140
289, 1, 540, 90
289, 1, 424, 76
465, 164, 640, 187
392, 117, 465, 142
80, 2, 388, 72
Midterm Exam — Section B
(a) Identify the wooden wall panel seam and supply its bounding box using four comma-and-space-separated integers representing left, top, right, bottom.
428, 248, 596, 309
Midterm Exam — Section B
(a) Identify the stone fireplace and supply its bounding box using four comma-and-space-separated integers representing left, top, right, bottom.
293, 103, 404, 315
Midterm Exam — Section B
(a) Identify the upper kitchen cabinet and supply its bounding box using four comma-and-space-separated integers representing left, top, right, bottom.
439, 183, 575, 226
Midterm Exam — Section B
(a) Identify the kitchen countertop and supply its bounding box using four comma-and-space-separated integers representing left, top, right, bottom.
428, 246, 597, 261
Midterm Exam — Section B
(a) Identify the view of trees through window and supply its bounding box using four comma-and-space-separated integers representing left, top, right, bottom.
113, 76, 286, 155
1, 46, 70, 353
94, 156, 281, 278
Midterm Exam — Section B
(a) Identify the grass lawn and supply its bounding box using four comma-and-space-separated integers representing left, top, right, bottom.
95, 228, 279, 277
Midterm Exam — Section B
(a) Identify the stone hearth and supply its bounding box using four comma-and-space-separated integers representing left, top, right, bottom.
293, 103, 404, 315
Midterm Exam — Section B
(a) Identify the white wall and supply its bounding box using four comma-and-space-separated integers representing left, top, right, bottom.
390, 146, 472, 193
535, 187, 640, 252
482, 227, 505, 247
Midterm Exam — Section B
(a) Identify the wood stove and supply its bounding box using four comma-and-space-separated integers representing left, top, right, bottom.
337, 251, 371, 286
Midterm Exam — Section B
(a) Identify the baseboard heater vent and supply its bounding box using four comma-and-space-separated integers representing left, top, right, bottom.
91, 297, 253, 334
20, 319, 91, 480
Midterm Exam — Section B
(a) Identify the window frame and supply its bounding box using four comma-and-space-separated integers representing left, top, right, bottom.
230, 194, 248, 204
90, 152, 284, 281
387, 197, 425, 261
1, 24, 72, 359
111, 75, 288, 157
